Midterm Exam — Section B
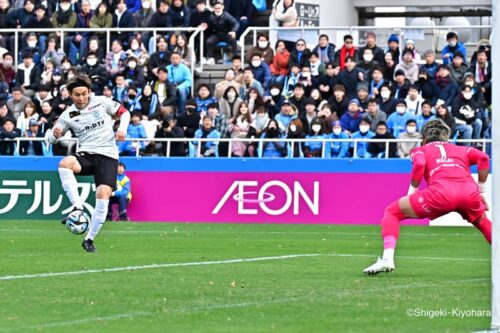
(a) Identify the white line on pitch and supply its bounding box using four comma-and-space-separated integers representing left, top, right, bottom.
0, 254, 322, 281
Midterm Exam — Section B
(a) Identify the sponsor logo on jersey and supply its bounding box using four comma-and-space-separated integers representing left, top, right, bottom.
75, 120, 105, 135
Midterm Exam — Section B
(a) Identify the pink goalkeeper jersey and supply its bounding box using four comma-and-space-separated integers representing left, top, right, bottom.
410, 142, 477, 186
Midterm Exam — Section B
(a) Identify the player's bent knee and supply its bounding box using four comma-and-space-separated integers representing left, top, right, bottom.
58, 156, 78, 170
384, 201, 405, 220
96, 184, 113, 199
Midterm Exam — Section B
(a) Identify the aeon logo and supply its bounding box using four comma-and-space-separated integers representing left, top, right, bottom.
212, 181, 320, 216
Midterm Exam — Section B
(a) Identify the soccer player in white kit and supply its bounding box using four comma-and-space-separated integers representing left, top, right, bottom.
48, 75, 130, 252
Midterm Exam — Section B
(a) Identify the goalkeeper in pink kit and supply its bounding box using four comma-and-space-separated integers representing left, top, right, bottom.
364, 119, 491, 275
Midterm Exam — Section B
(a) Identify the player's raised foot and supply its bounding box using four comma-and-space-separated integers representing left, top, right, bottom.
363, 257, 395, 276
61, 208, 85, 225
82, 239, 96, 253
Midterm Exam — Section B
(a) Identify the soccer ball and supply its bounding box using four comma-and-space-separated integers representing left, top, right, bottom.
66, 210, 90, 235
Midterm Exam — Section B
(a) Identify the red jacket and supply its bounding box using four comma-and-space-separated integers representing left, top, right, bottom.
270, 50, 290, 76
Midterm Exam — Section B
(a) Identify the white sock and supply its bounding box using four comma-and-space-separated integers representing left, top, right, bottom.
85, 199, 108, 241
382, 248, 395, 262
58, 168, 83, 210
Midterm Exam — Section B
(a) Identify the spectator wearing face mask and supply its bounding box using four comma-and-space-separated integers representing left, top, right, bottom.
303, 118, 322, 158
325, 120, 349, 158
249, 53, 272, 92
81, 51, 110, 95
397, 119, 421, 158
265, 83, 284, 118
451, 84, 483, 146
261, 119, 287, 158
368, 120, 397, 158
219, 85, 243, 120
0, 53, 15, 87
122, 56, 145, 88
247, 34, 274, 65
350, 118, 375, 158
386, 99, 415, 138
441, 31, 467, 66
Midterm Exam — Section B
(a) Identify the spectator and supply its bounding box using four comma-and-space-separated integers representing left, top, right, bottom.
89, 2, 113, 49
33, 84, 53, 114
357, 48, 378, 80
392, 69, 410, 99
248, 106, 270, 156
133, 0, 154, 50
421, 49, 439, 82
415, 99, 435, 132
467, 47, 492, 105
148, 36, 171, 81
299, 98, 317, 135
450, 51, 468, 83
359, 32, 384, 64
397, 118, 421, 158
16, 101, 38, 133
0, 117, 21, 155
386, 33, 400, 65
167, 51, 192, 113
269, 0, 298, 50
249, 52, 272, 92
119, 112, 147, 155
367, 120, 396, 158
0, 53, 16, 87
205, 1, 239, 65
68, 0, 93, 65
317, 61, 340, 100
52, 84, 72, 115
154, 114, 185, 156
435, 103, 456, 138
405, 84, 424, 116
51, 0, 77, 34
350, 118, 375, 158
8, 0, 35, 45
193, 115, 221, 157
0, 71, 8, 103
282, 63, 300, 96
246, 87, 265, 114
285, 118, 305, 158
19, 118, 44, 156
327, 84, 348, 119
177, 99, 200, 138
224, 0, 253, 38
148, 0, 170, 50
274, 99, 298, 133
387, 99, 414, 138
40, 59, 56, 85
377, 83, 396, 116
230, 55, 243, 83
7, 86, 31, 119
105, 39, 127, 78
0, 0, 12, 51
335, 34, 358, 70
395, 48, 418, 84
112, 74, 128, 103
290, 39, 311, 69
441, 31, 466, 66
207, 102, 228, 142
382, 51, 396, 82
125, 36, 150, 68
123, 56, 145, 88
301, 118, 321, 158
81, 51, 109, 94
50, 68, 65, 97
325, 120, 349, 158
152, 66, 176, 107
124, 85, 141, 112
38, 100, 58, 133
26, 4, 52, 54
215, 69, 240, 99
19, 32, 42, 66
288, 83, 307, 114
260, 118, 286, 158
462, 72, 486, 111
433, 64, 458, 108
172, 34, 194, 68
247, 34, 274, 65
0, 101, 13, 126
363, 98, 386, 132
228, 101, 252, 157
112, 0, 136, 47
313, 34, 336, 64
309, 51, 325, 81
136, 84, 158, 118
356, 83, 369, 112
402, 40, 421, 63
106, 162, 132, 221
451, 84, 483, 146
195, 84, 217, 114
219, 85, 242, 119
296, 65, 313, 95
168, 0, 190, 28
339, 57, 364, 99
239, 67, 264, 100
189, 0, 211, 33
368, 65, 385, 99
415, 69, 435, 103
340, 98, 362, 135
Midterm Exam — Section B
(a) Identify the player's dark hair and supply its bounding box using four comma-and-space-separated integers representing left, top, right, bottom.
421, 119, 451, 144
66, 75, 92, 92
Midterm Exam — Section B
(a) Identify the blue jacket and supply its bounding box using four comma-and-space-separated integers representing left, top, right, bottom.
415, 114, 436, 132
304, 134, 324, 153
195, 95, 218, 113
313, 43, 336, 64
351, 130, 375, 158
167, 63, 192, 91
432, 79, 458, 107
115, 173, 132, 200
194, 127, 221, 153
260, 132, 286, 158
441, 42, 467, 65
251, 62, 272, 91
340, 111, 362, 134
387, 111, 415, 138
325, 132, 349, 158
274, 112, 298, 133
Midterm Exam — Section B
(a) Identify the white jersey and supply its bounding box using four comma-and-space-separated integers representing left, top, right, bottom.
56, 96, 122, 159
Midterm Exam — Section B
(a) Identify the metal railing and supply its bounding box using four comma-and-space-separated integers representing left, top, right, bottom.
0, 137, 491, 158
239, 24, 492, 67
1, 27, 204, 96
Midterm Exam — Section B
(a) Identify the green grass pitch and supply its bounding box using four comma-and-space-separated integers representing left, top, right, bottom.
0, 221, 491, 333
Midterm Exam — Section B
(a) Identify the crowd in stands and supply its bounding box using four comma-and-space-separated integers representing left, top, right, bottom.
0, 0, 493, 158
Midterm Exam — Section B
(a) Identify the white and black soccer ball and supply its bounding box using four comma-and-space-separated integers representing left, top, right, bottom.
66, 210, 90, 235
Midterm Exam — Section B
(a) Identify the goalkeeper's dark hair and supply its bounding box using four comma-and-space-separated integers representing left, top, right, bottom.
421, 118, 451, 144
66, 75, 92, 92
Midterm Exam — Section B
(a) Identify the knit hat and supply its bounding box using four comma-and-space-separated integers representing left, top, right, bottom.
387, 34, 399, 44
